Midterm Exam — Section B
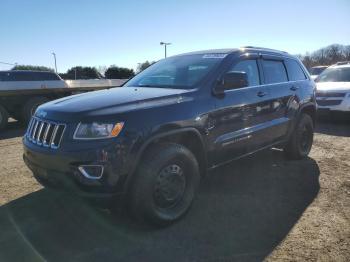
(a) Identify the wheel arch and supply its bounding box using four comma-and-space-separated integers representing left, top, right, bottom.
124, 128, 207, 193
299, 103, 317, 126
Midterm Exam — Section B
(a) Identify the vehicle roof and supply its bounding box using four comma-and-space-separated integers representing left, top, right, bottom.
175, 46, 293, 58
328, 63, 350, 69
311, 65, 329, 69
0, 70, 56, 74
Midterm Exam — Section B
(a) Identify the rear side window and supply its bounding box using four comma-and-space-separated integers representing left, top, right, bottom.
285, 59, 306, 81
6, 71, 60, 81
8, 72, 35, 81
230, 59, 260, 86
262, 60, 288, 84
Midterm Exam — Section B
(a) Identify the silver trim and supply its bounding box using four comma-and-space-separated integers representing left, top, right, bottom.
31, 120, 39, 140
78, 165, 104, 180
26, 117, 66, 149
36, 122, 45, 145
43, 123, 51, 147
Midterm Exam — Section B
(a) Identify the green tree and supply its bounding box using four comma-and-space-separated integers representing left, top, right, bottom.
137, 61, 156, 73
105, 66, 135, 79
60, 66, 101, 80
12, 65, 54, 72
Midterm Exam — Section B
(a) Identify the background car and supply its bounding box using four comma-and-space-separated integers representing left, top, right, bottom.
315, 61, 350, 114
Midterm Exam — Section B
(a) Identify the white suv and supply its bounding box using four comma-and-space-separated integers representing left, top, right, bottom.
315, 62, 350, 113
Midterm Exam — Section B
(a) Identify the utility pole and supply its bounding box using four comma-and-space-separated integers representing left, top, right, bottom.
160, 42, 171, 58
51, 52, 57, 73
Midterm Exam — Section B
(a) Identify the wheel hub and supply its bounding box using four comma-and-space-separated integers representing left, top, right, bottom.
154, 164, 186, 209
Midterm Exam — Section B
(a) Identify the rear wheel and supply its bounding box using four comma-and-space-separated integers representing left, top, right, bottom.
128, 143, 200, 226
0, 104, 9, 130
22, 97, 49, 123
284, 113, 314, 160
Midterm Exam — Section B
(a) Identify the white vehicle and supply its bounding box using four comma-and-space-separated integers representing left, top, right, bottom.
309, 66, 328, 80
315, 62, 350, 113
0, 70, 126, 129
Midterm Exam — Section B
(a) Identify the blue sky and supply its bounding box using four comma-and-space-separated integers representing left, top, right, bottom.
0, 0, 349, 72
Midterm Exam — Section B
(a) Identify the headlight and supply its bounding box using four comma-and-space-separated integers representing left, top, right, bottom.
73, 122, 124, 140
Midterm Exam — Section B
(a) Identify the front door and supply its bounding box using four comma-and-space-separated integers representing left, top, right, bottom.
207, 57, 273, 166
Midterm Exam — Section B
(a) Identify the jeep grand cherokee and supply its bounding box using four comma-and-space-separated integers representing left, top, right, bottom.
23, 47, 317, 225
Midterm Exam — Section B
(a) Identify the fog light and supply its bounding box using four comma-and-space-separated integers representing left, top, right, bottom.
78, 165, 104, 180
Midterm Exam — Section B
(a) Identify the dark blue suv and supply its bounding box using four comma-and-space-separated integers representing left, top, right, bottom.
23, 47, 316, 225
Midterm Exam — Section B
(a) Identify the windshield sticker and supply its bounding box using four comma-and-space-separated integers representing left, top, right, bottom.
203, 54, 228, 59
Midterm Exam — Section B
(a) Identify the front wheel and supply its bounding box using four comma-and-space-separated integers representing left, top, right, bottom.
284, 113, 314, 160
128, 143, 200, 226
22, 97, 49, 123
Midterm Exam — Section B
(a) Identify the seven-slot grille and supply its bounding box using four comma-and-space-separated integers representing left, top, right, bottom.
26, 117, 66, 149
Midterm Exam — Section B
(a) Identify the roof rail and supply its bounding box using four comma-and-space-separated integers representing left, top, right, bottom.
240, 46, 288, 54
335, 61, 350, 65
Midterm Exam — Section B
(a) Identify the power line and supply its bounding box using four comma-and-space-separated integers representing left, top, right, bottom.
0, 61, 17, 66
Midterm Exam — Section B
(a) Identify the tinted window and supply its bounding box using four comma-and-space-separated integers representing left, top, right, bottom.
8, 72, 35, 81
33, 72, 60, 81
0, 72, 9, 81
230, 59, 260, 86
315, 67, 350, 82
262, 60, 288, 84
6, 71, 60, 81
309, 67, 327, 75
285, 59, 306, 81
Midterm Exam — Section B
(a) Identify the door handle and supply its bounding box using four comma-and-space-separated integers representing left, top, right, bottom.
290, 86, 299, 91
257, 91, 267, 97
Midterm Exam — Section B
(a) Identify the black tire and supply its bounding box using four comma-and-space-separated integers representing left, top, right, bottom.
128, 143, 200, 226
284, 113, 314, 160
22, 97, 49, 123
0, 104, 9, 130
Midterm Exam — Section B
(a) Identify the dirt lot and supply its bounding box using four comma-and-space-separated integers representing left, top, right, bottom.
0, 119, 349, 262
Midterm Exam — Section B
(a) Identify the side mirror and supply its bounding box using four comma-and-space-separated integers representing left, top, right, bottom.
213, 71, 249, 95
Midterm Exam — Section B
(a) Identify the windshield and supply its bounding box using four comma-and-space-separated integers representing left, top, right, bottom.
125, 54, 227, 89
309, 67, 327, 75
315, 67, 350, 82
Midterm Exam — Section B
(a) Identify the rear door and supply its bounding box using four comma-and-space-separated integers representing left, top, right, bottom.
260, 56, 304, 144
208, 55, 272, 165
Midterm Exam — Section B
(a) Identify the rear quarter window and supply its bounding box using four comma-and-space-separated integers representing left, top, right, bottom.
262, 60, 288, 84
285, 59, 306, 81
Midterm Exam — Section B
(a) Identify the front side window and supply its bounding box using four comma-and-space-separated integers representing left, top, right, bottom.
315, 67, 350, 82
262, 60, 288, 84
229, 59, 260, 87
125, 54, 226, 89
34, 72, 60, 81
285, 59, 306, 81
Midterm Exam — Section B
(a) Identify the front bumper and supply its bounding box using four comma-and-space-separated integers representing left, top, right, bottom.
23, 137, 130, 198
316, 92, 350, 112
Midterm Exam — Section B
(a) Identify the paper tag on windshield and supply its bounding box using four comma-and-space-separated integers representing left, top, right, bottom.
203, 54, 228, 59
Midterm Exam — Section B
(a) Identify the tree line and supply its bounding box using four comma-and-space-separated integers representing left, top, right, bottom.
12, 43, 349, 78
11, 61, 157, 80
298, 44, 350, 69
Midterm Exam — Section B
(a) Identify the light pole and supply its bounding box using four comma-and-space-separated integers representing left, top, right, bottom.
51, 52, 57, 73
160, 42, 171, 58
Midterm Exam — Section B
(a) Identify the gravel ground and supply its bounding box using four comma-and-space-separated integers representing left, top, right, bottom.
0, 119, 349, 262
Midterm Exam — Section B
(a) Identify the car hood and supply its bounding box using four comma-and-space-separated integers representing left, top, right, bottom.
36, 87, 192, 121
316, 82, 350, 92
